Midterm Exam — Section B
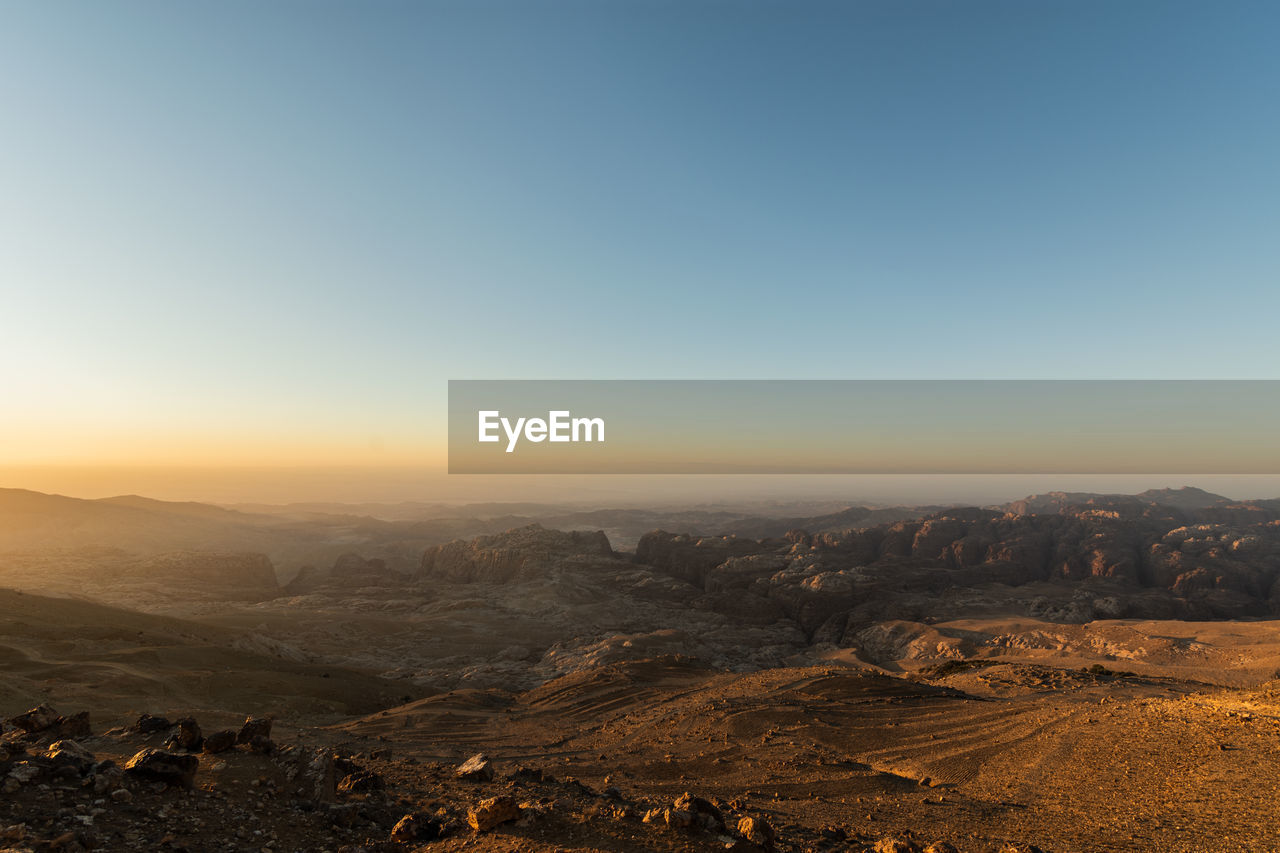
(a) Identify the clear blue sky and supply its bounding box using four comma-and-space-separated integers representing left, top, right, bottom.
2, 1, 1278, 468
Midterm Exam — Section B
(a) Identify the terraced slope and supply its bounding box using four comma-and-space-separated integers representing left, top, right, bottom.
343, 658, 1280, 852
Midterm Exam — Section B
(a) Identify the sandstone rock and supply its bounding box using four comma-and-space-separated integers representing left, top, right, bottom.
282, 564, 322, 595
0, 739, 24, 763
421, 524, 614, 584
337, 770, 383, 794
911, 519, 971, 561
201, 730, 236, 754
123, 748, 199, 788
6, 705, 59, 733
303, 750, 338, 802
248, 734, 275, 754
236, 715, 272, 744
7, 762, 41, 785
671, 791, 724, 832
168, 717, 202, 751
329, 553, 405, 587
45, 740, 94, 772
467, 795, 521, 831
737, 815, 776, 849
704, 554, 790, 593
874, 838, 922, 853
634, 531, 767, 587
133, 714, 171, 735
54, 711, 91, 738
389, 813, 443, 842
455, 752, 493, 781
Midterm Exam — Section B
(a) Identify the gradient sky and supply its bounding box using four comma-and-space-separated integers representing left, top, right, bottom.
3, 1, 1279, 479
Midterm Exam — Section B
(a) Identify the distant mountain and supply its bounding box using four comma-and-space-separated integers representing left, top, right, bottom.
97, 494, 250, 520
1134, 486, 1233, 509
0, 488, 479, 577
1000, 487, 1233, 516
717, 505, 949, 540
0, 488, 268, 550
226, 500, 578, 522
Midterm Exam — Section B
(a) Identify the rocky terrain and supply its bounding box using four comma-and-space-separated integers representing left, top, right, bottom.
3, 486, 1280, 850
6, 659, 1280, 852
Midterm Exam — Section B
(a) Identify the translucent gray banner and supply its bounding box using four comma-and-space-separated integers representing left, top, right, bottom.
448, 380, 1280, 474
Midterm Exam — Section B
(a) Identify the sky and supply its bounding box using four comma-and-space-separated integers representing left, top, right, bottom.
2, 1, 1278, 499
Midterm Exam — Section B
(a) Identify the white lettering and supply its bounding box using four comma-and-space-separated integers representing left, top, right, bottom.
549, 410, 570, 442
502, 416, 526, 453
478, 411, 500, 443
572, 416, 605, 442
480, 411, 606, 453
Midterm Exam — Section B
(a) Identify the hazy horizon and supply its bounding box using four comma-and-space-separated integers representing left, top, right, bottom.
7, 466, 1280, 509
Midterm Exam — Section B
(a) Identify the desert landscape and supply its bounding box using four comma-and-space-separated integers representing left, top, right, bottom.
8, 0, 1279, 850
3, 485, 1280, 852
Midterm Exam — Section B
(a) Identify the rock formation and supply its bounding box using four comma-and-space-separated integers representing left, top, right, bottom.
418, 524, 614, 584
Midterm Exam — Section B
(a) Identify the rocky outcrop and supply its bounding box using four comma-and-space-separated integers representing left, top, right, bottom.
284, 554, 411, 594
419, 524, 614, 584
622, 497, 1280, 635
329, 553, 406, 586
282, 565, 322, 595
634, 532, 769, 587
4, 705, 91, 741
116, 552, 280, 601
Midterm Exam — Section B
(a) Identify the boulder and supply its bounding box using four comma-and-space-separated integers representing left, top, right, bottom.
236, 716, 272, 744
133, 714, 171, 735
455, 753, 493, 781
201, 730, 236, 754
6, 705, 59, 733
337, 770, 383, 794
123, 748, 199, 788
302, 749, 338, 802
738, 815, 777, 849
55, 710, 91, 738
467, 795, 522, 831
45, 740, 94, 772
672, 792, 724, 833
248, 734, 275, 754
389, 813, 443, 842
168, 717, 202, 751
